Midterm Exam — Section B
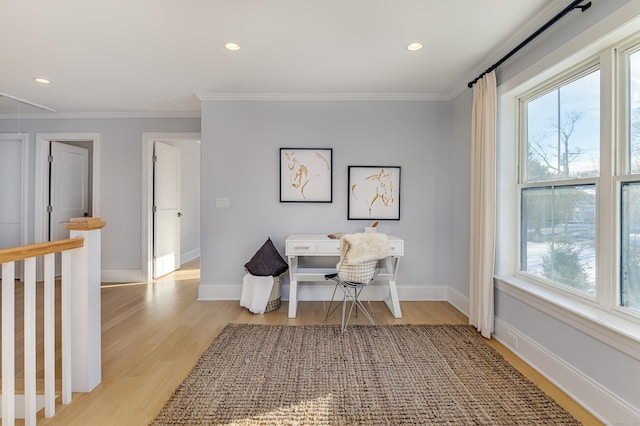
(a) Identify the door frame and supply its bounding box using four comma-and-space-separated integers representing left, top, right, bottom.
142, 132, 200, 282
0, 133, 29, 247
35, 133, 100, 244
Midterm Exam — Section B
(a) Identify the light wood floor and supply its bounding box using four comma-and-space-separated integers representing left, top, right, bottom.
12, 259, 600, 425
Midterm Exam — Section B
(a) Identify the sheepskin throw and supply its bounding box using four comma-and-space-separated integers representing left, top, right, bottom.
338, 233, 389, 268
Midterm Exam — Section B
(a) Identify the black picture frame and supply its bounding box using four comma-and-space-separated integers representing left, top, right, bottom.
348, 166, 401, 220
280, 148, 333, 203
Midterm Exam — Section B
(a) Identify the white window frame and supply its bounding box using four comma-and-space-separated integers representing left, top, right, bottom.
516, 59, 602, 302
614, 35, 640, 322
496, 22, 640, 359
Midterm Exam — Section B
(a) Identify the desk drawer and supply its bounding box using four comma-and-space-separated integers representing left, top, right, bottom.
318, 241, 341, 254
286, 241, 317, 255
388, 241, 404, 256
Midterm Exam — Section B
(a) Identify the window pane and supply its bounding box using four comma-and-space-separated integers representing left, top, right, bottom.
621, 182, 640, 313
525, 70, 600, 182
629, 51, 640, 174
521, 185, 596, 294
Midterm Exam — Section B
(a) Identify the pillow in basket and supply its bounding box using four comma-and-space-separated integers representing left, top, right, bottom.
244, 238, 289, 277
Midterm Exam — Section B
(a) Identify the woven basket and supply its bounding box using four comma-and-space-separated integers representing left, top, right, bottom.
264, 275, 281, 313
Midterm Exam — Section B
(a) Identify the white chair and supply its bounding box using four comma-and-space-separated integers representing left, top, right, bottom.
323, 233, 389, 334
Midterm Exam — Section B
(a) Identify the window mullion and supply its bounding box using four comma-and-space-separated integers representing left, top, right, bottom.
598, 48, 616, 311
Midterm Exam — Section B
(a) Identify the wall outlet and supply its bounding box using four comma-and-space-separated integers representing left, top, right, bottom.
215, 198, 230, 208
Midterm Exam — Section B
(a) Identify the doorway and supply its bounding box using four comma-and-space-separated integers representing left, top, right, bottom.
153, 141, 181, 278
48, 141, 91, 241
142, 133, 201, 282
35, 133, 100, 243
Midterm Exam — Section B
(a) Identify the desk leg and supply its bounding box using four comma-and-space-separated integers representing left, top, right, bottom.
287, 256, 298, 318
383, 257, 402, 318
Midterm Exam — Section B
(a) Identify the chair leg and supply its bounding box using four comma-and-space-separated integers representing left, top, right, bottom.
355, 295, 376, 326
325, 282, 376, 334
342, 286, 376, 333
323, 283, 341, 324
341, 285, 348, 334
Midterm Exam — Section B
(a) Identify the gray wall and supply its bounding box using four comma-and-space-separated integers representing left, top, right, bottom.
200, 100, 458, 298
0, 117, 201, 278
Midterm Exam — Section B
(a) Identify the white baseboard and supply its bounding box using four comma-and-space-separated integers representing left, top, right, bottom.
494, 318, 640, 425
181, 248, 200, 265
101, 269, 146, 283
398, 284, 448, 301
0, 394, 49, 419
197, 283, 242, 300
197, 281, 448, 302
446, 287, 469, 316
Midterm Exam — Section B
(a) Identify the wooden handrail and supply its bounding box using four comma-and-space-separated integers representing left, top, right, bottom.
0, 238, 84, 263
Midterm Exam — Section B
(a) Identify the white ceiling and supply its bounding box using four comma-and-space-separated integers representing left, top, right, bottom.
0, 0, 558, 116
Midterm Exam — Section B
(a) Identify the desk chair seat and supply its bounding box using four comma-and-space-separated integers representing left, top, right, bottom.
323, 233, 389, 334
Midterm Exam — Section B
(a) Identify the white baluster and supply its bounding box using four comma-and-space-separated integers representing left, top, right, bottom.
23, 258, 36, 426
2, 261, 16, 426
44, 253, 56, 417
61, 250, 72, 405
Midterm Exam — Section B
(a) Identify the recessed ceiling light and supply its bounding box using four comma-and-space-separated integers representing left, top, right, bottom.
34, 77, 51, 84
224, 42, 241, 51
406, 42, 423, 52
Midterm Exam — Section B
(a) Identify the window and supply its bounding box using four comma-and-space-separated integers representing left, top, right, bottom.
621, 182, 640, 312
628, 49, 640, 175
521, 185, 596, 294
513, 35, 640, 321
620, 45, 640, 314
520, 68, 600, 296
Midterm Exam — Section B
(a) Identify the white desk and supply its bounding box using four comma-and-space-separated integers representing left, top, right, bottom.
285, 233, 404, 319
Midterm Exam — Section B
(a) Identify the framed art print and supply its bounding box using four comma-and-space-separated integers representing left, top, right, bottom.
348, 166, 401, 220
280, 148, 333, 202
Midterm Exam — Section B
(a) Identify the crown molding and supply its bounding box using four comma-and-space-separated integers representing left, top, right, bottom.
0, 111, 201, 120
197, 92, 451, 102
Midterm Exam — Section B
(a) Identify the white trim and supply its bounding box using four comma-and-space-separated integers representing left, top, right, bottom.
197, 284, 242, 301
101, 269, 146, 284
0, 394, 48, 419
197, 92, 450, 102
197, 281, 447, 302
181, 248, 200, 266
447, 286, 470, 317
494, 318, 640, 425
141, 132, 201, 282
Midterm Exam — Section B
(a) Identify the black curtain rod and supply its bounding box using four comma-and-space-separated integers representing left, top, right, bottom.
467, 0, 592, 88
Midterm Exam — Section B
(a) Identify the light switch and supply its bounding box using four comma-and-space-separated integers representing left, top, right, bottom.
215, 198, 230, 208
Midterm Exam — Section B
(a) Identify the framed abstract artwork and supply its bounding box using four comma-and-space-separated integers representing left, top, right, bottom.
280, 148, 333, 202
348, 166, 401, 220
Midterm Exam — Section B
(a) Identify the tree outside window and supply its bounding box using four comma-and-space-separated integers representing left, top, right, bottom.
520, 70, 599, 295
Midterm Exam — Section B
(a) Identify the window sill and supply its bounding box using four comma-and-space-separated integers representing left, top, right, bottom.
494, 275, 640, 361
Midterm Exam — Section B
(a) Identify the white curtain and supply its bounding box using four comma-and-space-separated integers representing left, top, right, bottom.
469, 71, 497, 339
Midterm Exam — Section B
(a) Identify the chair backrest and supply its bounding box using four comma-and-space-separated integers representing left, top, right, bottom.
338, 259, 379, 284
336, 233, 389, 284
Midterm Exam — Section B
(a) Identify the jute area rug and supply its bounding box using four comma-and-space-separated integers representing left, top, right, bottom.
150, 324, 579, 425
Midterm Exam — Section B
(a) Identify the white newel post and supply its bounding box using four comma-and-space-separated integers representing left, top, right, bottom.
64, 218, 106, 393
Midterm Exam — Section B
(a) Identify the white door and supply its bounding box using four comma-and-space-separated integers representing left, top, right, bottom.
50, 141, 90, 241
0, 138, 23, 249
153, 141, 181, 278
